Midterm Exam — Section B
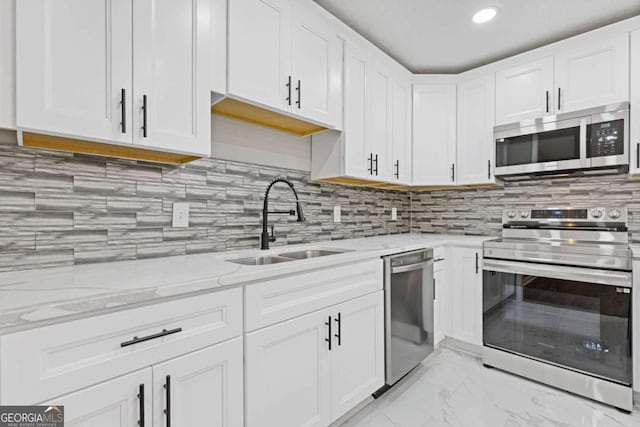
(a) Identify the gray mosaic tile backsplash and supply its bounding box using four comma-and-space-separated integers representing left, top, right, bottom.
410, 174, 640, 242
0, 131, 410, 272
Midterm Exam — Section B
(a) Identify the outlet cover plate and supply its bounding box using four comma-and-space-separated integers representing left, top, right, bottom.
172, 202, 190, 228
391, 207, 397, 221
333, 206, 341, 223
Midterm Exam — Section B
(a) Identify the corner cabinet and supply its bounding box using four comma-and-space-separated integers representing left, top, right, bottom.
456, 74, 496, 185
412, 83, 457, 186
245, 291, 384, 427
16, 0, 211, 157
227, 0, 342, 129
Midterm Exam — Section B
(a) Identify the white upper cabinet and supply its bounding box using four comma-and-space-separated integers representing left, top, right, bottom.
456, 74, 496, 185
412, 83, 457, 186
227, 0, 341, 129
133, 0, 211, 155
495, 57, 554, 125
0, 0, 15, 130
630, 29, 640, 176
391, 79, 412, 184
554, 34, 629, 114
291, 0, 342, 127
16, 0, 133, 144
15, 0, 210, 157
368, 66, 393, 181
228, 0, 291, 112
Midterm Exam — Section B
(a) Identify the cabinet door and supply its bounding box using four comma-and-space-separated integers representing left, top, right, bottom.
391, 78, 412, 184
153, 338, 244, 427
42, 369, 151, 427
368, 65, 393, 182
457, 75, 495, 185
291, 1, 341, 128
433, 261, 447, 346
133, 0, 210, 155
16, 0, 132, 143
631, 29, 640, 176
228, 0, 291, 112
555, 34, 629, 114
246, 309, 331, 427
412, 84, 457, 185
450, 247, 483, 346
0, 0, 15, 130
343, 43, 371, 179
495, 57, 554, 125
330, 292, 384, 421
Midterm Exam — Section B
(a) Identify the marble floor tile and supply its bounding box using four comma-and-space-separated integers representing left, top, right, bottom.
340, 348, 640, 427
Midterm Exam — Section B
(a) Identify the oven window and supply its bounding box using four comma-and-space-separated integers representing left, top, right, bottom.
483, 270, 632, 384
496, 126, 581, 167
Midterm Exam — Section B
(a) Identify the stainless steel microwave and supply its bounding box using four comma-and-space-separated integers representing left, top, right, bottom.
493, 102, 629, 178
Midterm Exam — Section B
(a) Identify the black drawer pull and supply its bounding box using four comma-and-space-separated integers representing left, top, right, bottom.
164, 375, 171, 427
141, 94, 148, 138
475, 252, 479, 274
334, 312, 342, 346
325, 316, 332, 351
120, 327, 182, 347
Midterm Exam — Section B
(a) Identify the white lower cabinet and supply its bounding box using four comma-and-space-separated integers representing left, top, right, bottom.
43, 368, 152, 427
153, 338, 244, 427
433, 253, 447, 346
450, 246, 483, 346
246, 291, 384, 427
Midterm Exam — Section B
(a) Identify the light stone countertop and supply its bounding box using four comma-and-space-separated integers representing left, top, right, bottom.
630, 244, 640, 259
0, 233, 492, 334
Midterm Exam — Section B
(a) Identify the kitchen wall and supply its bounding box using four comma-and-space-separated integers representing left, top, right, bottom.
410, 174, 640, 242
0, 129, 410, 272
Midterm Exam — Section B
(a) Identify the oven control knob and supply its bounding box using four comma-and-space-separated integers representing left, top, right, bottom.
608, 209, 621, 219
506, 210, 516, 219
519, 211, 530, 218
591, 209, 603, 219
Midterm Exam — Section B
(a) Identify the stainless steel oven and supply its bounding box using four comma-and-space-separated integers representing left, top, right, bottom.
482, 207, 633, 411
494, 103, 629, 178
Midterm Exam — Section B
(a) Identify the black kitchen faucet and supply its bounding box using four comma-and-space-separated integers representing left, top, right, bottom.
261, 177, 305, 250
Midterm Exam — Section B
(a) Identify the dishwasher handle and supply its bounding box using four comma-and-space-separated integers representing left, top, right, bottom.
390, 259, 433, 274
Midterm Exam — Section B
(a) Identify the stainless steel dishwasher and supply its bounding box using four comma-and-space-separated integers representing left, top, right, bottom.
375, 248, 434, 396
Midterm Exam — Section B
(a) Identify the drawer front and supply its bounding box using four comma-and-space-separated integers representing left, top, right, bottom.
1, 287, 242, 405
245, 260, 383, 332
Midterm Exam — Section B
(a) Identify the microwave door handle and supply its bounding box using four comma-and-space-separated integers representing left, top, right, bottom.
580, 118, 589, 168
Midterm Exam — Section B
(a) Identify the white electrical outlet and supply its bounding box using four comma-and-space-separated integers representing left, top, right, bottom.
172, 202, 190, 228
391, 207, 398, 221
333, 205, 341, 223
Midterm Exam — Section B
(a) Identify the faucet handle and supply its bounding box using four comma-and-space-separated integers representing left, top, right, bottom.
269, 225, 277, 243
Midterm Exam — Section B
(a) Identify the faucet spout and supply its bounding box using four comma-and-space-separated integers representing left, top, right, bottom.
261, 177, 305, 250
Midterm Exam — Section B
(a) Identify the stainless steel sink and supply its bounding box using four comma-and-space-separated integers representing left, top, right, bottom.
228, 255, 292, 265
277, 249, 351, 259
228, 248, 352, 265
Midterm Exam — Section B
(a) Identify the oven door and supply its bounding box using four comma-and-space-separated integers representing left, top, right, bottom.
482, 259, 632, 385
494, 117, 589, 176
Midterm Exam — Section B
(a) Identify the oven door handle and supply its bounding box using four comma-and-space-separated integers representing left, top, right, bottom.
483, 259, 631, 288
391, 260, 433, 274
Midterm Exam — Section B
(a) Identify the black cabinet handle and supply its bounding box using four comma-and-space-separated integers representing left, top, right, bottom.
120, 327, 182, 347
141, 94, 148, 138
120, 89, 126, 134
296, 79, 301, 109
475, 252, 479, 274
334, 312, 342, 346
325, 316, 332, 351
367, 153, 373, 175
636, 143, 639, 169
558, 88, 561, 111
137, 384, 145, 427
286, 76, 292, 106
394, 160, 399, 179
163, 375, 171, 427
374, 154, 379, 176
451, 163, 455, 182
545, 90, 549, 113
488, 160, 491, 179
433, 278, 436, 301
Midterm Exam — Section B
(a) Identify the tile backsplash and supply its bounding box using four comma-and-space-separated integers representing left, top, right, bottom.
410, 174, 640, 242
0, 131, 410, 272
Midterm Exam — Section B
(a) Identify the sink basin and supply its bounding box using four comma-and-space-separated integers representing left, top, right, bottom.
228, 255, 292, 265
277, 249, 351, 260
228, 248, 353, 265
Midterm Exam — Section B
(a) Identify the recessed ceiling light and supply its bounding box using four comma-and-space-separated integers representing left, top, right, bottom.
472, 7, 497, 24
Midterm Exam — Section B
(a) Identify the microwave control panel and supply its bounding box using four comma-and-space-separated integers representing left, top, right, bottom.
587, 119, 624, 158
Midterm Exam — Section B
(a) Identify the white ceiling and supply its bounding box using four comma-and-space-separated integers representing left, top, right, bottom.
313, 0, 640, 73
